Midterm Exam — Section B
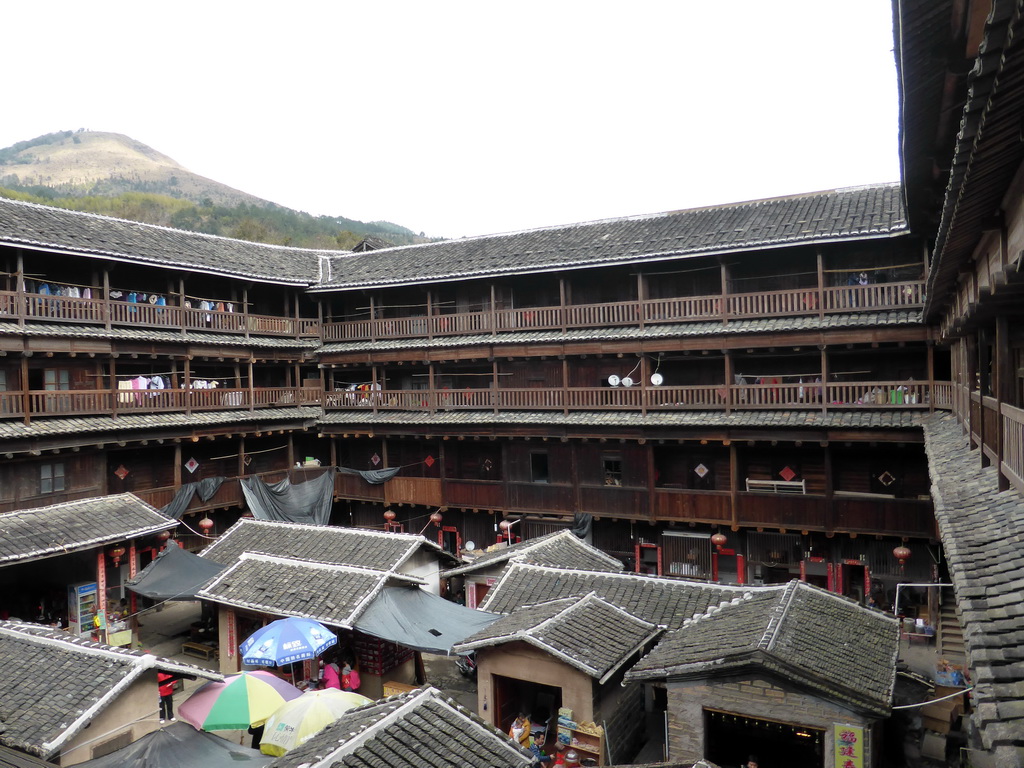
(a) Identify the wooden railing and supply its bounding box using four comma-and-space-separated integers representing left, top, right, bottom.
322, 280, 926, 342
2, 290, 319, 338
325, 381, 952, 414
1001, 403, 1024, 495
1, 386, 316, 420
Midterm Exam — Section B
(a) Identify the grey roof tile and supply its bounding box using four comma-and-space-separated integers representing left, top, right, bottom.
196, 553, 407, 627
922, 413, 1024, 755
320, 408, 924, 431
0, 493, 174, 565
0, 406, 321, 441
455, 593, 660, 682
441, 529, 623, 577
479, 562, 743, 630
0, 620, 218, 758
0, 197, 324, 285
199, 518, 450, 571
625, 581, 898, 715
267, 686, 533, 768
0, 321, 320, 350
314, 185, 907, 291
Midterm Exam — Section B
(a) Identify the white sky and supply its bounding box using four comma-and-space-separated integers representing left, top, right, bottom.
2, 1, 899, 239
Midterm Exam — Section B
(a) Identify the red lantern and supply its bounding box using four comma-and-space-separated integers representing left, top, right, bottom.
383, 509, 396, 522
499, 520, 512, 531
157, 530, 171, 542
198, 515, 214, 533
108, 545, 126, 567
711, 532, 727, 550
893, 545, 911, 567
430, 511, 443, 525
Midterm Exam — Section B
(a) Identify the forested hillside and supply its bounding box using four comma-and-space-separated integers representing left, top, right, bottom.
0, 130, 428, 249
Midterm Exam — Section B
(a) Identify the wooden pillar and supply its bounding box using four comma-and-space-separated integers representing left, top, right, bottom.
729, 442, 739, 530
15, 252, 25, 329
927, 343, 935, 413
369, 295, 378, 342
287, 433, 295, 469
559, 278, 567, 333
823, 444, 834, 534
21, 353, 30, 426
108, 356, 117, 419
815, 248, 825, 319
646, 442, 656, 521
637, 271, 646, 330
996, 316, 1012, 491
173, 443, 182, 488
372, 365, 379, 415
248, 359, 255, 413
184, 356, 192, 417
178, 278, 187, 335
723, 351, 733, 415
820, 346, 828, 415
490, 284, 497, 335
238, 436, 246, 478
426, 289, 433, 340
561, 357, 569, 417
242, 288, 250, 339
720, 260, 729, 326
966, 334, 979, 446
494, 359, 501, 416
428, 362, 436, 413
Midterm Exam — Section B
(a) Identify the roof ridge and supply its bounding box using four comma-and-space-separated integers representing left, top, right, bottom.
679, 589, 758, 630
759, 580, 801, 652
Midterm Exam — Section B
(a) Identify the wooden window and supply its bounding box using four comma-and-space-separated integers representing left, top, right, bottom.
602, 455, 622, 486
44, 369, 71, 390
40, 462, 65, 494
530, 452, 549, 483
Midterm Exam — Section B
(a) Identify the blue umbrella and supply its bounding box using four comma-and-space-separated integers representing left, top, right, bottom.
240, 617, 338, 666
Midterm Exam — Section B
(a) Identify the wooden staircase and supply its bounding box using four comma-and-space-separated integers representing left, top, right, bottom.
937, 587, 967, 662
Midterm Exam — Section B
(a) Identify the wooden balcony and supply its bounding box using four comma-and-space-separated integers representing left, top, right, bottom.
654, 489, 731, 523
322, 281, 926, 342
1001, 402, 1024, 495
325, 380, 950, 414
0, 289, 319, 338
0, 386, 317, 423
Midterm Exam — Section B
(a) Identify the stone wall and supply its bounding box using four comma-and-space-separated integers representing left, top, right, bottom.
666, 673, 880, 768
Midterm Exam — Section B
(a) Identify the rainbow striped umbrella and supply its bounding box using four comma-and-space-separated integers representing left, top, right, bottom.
179, 670, 302, 731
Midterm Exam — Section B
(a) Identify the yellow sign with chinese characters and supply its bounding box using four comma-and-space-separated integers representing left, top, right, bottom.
834, 724, 864, 768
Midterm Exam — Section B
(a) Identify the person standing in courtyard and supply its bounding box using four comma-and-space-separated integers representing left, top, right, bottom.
157, 672, 175, 722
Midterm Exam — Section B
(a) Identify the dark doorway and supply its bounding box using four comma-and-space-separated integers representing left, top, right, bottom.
704, 708, 824, 768
493, 673, 562, 738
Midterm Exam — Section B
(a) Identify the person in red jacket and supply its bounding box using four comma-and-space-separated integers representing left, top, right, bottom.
157, 672, 176, 722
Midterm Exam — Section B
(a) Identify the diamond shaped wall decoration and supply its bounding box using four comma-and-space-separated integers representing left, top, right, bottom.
482, 459, 493, 471
694, 463, 709, 478
185, 457, 199, 474
114, 464, 129, 480
778, 465, 797, 482
371, 453, 381, 466
424, 455, 435, 468
878, 470, 896, 487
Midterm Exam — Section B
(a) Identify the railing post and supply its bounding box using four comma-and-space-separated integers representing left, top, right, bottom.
816, 248, 825, 320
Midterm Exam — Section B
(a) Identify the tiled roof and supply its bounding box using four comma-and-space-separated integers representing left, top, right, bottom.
0, 493, 174, 565
319, 408, 924, 431
479, 563, 743, 630
626, 581, 899, 716
199, 518, 449, 570
0, 620, 219, 758
0, 197, 324, 285
922, 414, 1024, 758
196, 553, 414, 628
441, 529, 623, 577
0, 321, 320, 350
454, 593, 660, 683
266, 686, 534, 768
319, 311, 924, 355
0, 406, 321, 442
920, 2, 1024, 321
314, 185, 907, 291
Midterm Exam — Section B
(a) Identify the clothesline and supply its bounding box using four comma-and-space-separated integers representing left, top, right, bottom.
209, 444, 288, 461
823, 261, 922, 273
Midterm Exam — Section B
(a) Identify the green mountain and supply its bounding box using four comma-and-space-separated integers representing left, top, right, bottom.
0, 130, 428, 249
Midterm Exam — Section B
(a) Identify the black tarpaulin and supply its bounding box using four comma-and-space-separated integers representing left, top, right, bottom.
75, 721, 272, 768
159, 477, 226, 520
125, 544, 227, 601
336, 465, 402, 484
239, 468, 337, 525
354, 586, 501, 654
